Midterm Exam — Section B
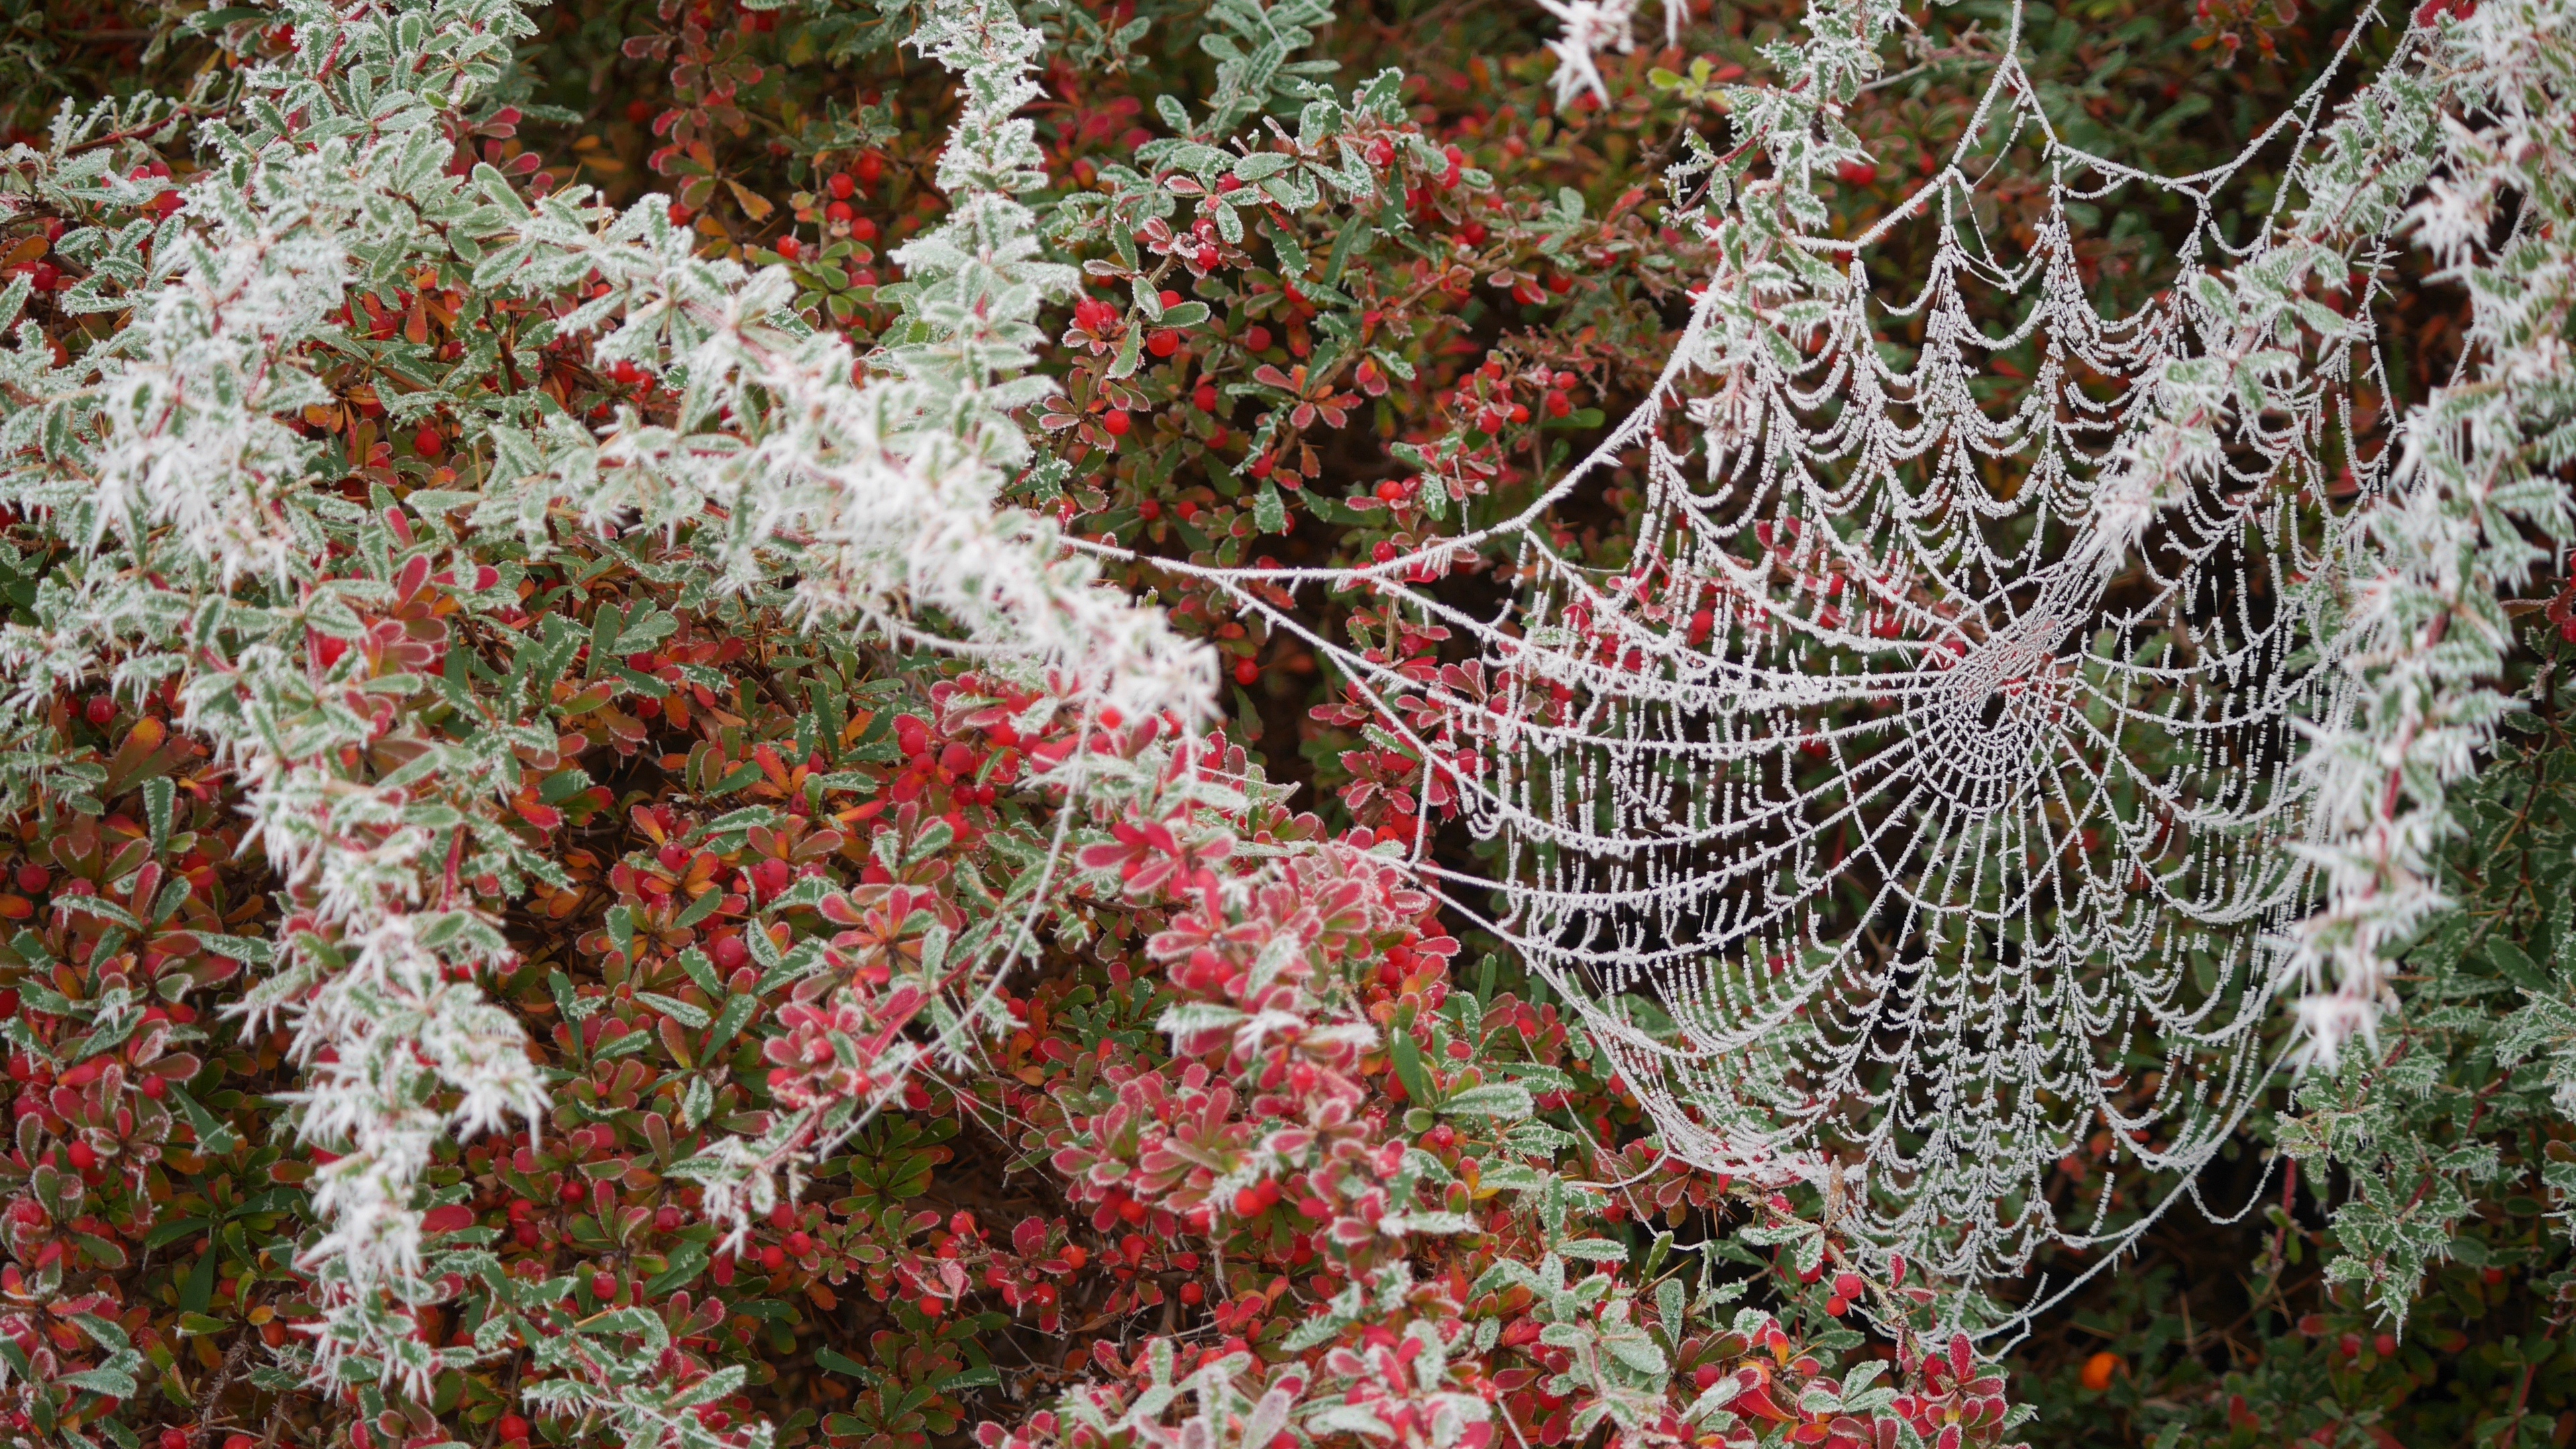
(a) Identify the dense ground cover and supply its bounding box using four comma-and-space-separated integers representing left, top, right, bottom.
0, 0, 2569, 1446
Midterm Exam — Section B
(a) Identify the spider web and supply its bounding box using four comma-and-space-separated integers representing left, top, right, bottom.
1106, 3, 2413, 1285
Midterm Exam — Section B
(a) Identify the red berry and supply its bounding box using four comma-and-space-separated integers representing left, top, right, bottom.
66, 1142, 95, 1172
787, 1230, 813, 1255
161, 1428, 189, 1449
655, 842, 689, 872
2373, 1333, 2398, 1357
828, 173, 855, 199
1147, 331, 1179, 357
1233, 1187, 1265, 1216
84, 696, 113, 727
1837, 159, 1879, 186
1545, 390, 1571, 417
759, 1244, 786, 1271
141, 1074, 165, 1099
775, 235, 801, 260
1179, 1281, 1203, 1305
1375, 478, 1407, 502
415, 426, 443, 458
1102, 410, 1131, 437
712, 935, 751, 970
13, 866, 44, 894
591, 1271, 617, 1300
625, 100, 655, 123
1833, 1272, 1864, 1300
1194, 384, 1220, 412
855, 154, 884, 185
1232, 659, 1260, 687
497, 1415, 531, 1442
515, 1222, 539, 1248
227, 1437, 259, 1449
851, 216, 879, 241
1825, 1295, 1847, 1316
1243, 326, 1272, 352
562, 1179, 588, 1207
656, 1205, 683, 1232
826, 200, 855, 223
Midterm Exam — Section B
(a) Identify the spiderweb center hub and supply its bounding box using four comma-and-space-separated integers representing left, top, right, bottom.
1907, 610, 2070, 794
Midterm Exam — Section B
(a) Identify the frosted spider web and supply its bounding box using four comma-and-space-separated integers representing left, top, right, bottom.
1094, 0, 2418, 1286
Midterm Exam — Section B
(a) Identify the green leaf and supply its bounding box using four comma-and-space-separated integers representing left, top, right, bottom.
1442, 1083, 1535, 1118
1392, 1030, 1433, 1105
816, 1347, 874, 1380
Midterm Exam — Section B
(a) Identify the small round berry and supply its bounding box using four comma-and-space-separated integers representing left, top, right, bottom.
1243, 325, 1272, 352
414, 426, 443, 458
497, 1415, 531, 1443
84, 696, 113, 727
2080, 1352, 2121, 1391
13, 865, 44, 894
1232, 659, 1260, 687
1102, 410, 1131, 437
828, 172, 855, 199
712, 935, 751, 970
1179, 1281, 1204, 1305
1194, 384, 1220, 412
759, 1244, 786, 1271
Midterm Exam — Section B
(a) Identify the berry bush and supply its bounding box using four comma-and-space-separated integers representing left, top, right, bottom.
0, 0, 2571, 1447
